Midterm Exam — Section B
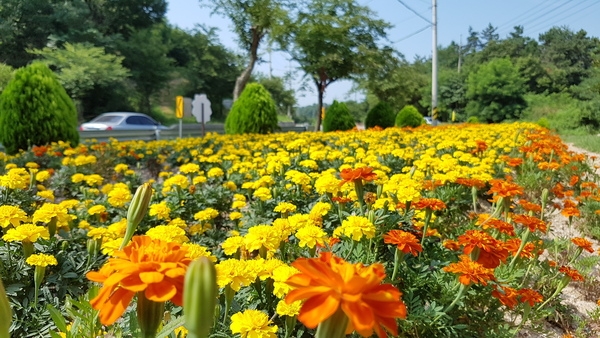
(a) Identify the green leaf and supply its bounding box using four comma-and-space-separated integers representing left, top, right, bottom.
156, 316, 185, 338
47, 303, 68, 333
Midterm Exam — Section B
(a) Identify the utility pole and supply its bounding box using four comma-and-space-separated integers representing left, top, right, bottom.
431, 0, 438, 125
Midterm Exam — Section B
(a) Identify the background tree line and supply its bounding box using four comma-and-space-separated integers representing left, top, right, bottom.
1, 0, 600, 134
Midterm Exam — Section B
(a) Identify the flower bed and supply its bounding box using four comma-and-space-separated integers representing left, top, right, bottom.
1, 122, 599, 337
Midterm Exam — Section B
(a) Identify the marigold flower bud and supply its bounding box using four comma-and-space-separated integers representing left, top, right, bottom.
120, 183, 153, 249
0, 279, 11, 338
184, 257, 218, 338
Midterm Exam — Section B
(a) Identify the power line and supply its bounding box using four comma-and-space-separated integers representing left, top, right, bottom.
517, 0, 577, 30
496, 2, 541, 32
392, 24, 431, 44
527, 0, 597, 36
395, 0, 432, 25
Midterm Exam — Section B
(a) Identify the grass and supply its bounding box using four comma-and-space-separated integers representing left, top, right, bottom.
559, 133, 600, 153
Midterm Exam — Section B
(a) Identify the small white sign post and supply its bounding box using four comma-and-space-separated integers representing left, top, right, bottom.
192, 94, 212, 137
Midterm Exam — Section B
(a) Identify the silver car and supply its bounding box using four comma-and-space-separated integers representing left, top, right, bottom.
79, 112, 169, 131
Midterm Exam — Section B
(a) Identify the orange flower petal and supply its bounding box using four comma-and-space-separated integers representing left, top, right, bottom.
98, 287, 135, 326
341, 300, 375, 335
139, 271, 164, 284
145, 280, 177, 302
119, 274, 147, 292
297, 292, 340, 329
286, 285, 333, 304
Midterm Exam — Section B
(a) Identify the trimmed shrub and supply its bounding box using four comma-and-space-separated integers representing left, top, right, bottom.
365, 101, 395, 129
395, 105, 423, 128
0, 62, 79, 154
225, 83, 278, 134
466, 116, 480, 124
322, 100, 355, 132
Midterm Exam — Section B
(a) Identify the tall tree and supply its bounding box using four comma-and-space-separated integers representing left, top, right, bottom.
480, 23, 499, 48
199, 0, 291, 101
289, 0, 390, 131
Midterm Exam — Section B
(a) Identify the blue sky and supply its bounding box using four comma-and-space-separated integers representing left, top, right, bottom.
166, 0, 600, 106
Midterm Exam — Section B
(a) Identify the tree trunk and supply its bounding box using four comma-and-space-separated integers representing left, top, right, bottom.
315, 83, 324, 132
233, 27, 262, 101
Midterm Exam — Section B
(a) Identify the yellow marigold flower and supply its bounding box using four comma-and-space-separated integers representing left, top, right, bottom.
309, 201, 331, 217
230, 212, 243, 220
167, 218, 188, 228
114, 163, 129, 173
0, 168, 30, 189
216, 259, 255, 291
25, 253, 57, 267
234, 194, 246, 202
162, 174, 189, 193
179, 163, 200, 174
256, 259, 285, 281
146, 225, 188, 243
35, 170, 51, 182
295, 225, 327, 249
149, 201, 171, 220
107, 219, 127, 239
232, 200, 246, 209
192, 176, 207, 185
86, 188, 100, 196
299, 159, 318, 170
274, 202, 297, 214
207, 167, 224, 178
253, 187, 272, 201
276, 299, 302, 317
87, 227, 109, 240
271, 265, 300, 298
25, 162, 39, 169
188, 223, 211, 236
194, 208, 219, 221
222, 236, 245, 256
287, 214, 314, 231
230, 310, 278, 338
314, 172, 341, 195
83, 174, 104, 186
58, 199, 80, 210
182, 243, 217, 262
285, 170, 311, 186
2, 224, 49, 243
100, 238, 122, 256
88, 205, 107, 215
0, 205, 28, 228
124, 169, 135, 176
174, 326, 188, 337
333, 215, 376, 241
244, 225, 280, 252
4, 163, 17, 170
78, 220, 92, 230
223, 181, 237, 191
36, 190, 55, 201
32, 203, 74, 227
107, 187, 132, 208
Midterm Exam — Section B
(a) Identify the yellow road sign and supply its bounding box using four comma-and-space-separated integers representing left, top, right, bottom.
175, 96, 184, 119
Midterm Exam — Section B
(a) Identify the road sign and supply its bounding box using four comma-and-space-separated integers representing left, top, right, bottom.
192, 94, 212, 123
175, 96, 184, 118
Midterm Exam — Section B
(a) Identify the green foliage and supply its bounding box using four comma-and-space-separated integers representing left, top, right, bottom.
536, 117, 549, 129
365, 101, 395, 129
466, 58, 527, 123
256, 75, 296, 116
466, 116, 480, 123
0, 62, 79, 154
0, 63, 14, 93
322, 100, 356, 132
224, 83, 278, 134
395, 105, 423, 127
30, 42, 130, 104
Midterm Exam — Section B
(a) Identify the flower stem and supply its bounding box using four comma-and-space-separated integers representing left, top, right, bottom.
420, 210, 433, 247
508, 228, 530, 269
315, 307, 349, 338
391, 248, 403, 282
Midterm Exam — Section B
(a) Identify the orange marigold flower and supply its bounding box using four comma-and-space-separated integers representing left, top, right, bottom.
455, 178, 486, 189
487, 179, 524, 200
518, 200, 542, 213
339, 167, 377, 185
571, 237, 594, 253
561, 207, 580, 218
442, 255, 495, 286
547, 260, 557, 267
581, 181, 597, 190
383, 230, 423, 256
569, 175, 579, 187
422, 180, 444, 191
86, 235, 191, 325
457, 230, 509, 269
412, 198, 446, 211
505, 157, 524, 167
563, 199, 577, 208
504, 238, 536, 259
512, 214, 547, 233
443, 239, 461, 251
491, 285, 518, 309
518, 288, 543, 307
559, 266, 584, 282
285, 252, 407, 337
476, 214, 515, 236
